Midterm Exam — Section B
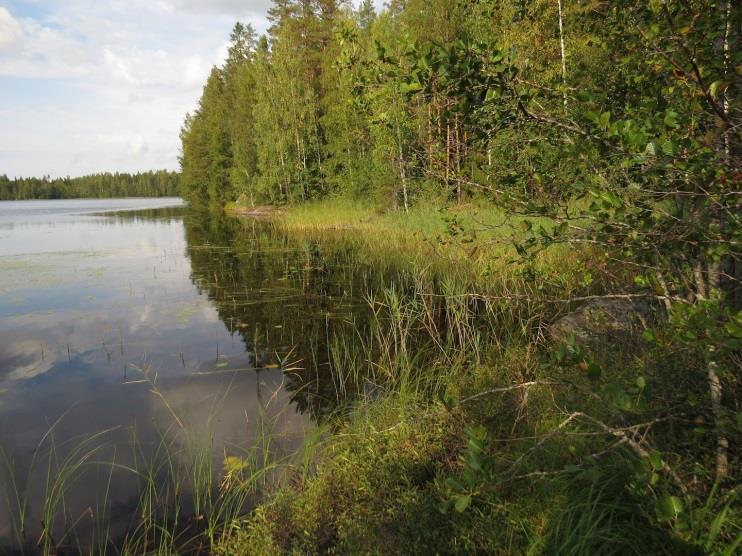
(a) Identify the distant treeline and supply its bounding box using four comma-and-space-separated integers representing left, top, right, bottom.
0, 170, 181, 200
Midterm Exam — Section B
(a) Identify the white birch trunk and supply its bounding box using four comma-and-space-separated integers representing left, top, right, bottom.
557, 0, 568, 111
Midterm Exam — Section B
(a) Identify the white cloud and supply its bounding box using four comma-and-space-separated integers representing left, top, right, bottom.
0, 1, 383, 178
0, 1, 249, 177
169, 0, 272, 17
0, 7, 91, 78
0, 7, 22, 51
0, 337, 54, 381
129, 134, 148, 155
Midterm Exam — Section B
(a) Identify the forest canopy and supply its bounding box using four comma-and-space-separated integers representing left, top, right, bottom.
179, 0, 739, 213
0, 170, 180, 200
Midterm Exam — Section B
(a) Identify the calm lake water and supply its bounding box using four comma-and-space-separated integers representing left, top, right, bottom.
0, 199, 376, 551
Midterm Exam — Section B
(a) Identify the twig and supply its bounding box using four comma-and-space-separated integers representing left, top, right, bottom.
577, 412, 688, 495
460, 381, 562, 405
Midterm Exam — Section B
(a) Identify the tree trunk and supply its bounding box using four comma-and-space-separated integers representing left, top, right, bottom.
278, 149, 286, 200
455, 113, 461, 201
708, 259, 729, 480
557, 0, 568, 111
397, 135, 409, 213
428, 103, 434, 171
436, 98, 442, 171
446, 118, 451, 186
722, 0, 731, 160
707, 350, 729, 481
295, 128, 306, 201
394, 113, 409, 213
697, 257, 730, 482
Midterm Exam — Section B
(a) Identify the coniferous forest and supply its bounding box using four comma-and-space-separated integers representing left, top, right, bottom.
180, 0, 738, 214
0, 170, 180, 200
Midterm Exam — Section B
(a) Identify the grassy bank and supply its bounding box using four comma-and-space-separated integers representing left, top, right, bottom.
214, 200, 740, 555
258, 198, 593, 295
2, 199, 734, 554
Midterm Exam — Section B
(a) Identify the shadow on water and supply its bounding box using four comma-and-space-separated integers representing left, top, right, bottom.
182, 212, 394, 420
0, 203, 409, 554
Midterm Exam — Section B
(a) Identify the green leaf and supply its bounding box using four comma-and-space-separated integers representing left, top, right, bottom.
468, 453, 483, 471
599, 111, 611, 130
402, 82, 423, 94
661, 140, 676, 155
599, 190, 622, 209
462, 468, 477, 488
648, 450, 663, 471
642, 329, 657, 343
724, 320, 742, 338
439, 392, 459, 411
709, 80, 730, 99
485, 87, 501, 101
605, 383, 632, 411
586, 361, 602, 381
663, 110, 679, 128
445, 476, 464, 492
706, 504, 730, 547
658, 495, 684, 521
467, 437, 484, 453
454, 494, 472, 513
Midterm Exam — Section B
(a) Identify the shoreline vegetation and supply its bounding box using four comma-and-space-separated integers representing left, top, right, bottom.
209, 199, 738, 555
1, 0, 738, 553
0, 197, 738, 554
207, 3, 742, 537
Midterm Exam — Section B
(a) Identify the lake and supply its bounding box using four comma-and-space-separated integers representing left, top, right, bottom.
0, 199, 378, 552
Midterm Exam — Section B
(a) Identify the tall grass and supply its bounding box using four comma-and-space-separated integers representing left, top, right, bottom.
0, 371, 300, 555
210, 202, 740, 554
0, 420, 116, 555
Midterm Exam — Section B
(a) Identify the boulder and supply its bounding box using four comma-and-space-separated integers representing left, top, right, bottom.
549, 297, 659, 345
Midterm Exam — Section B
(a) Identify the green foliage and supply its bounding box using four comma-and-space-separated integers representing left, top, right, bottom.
173, 0, 741, 553
544, 464, 699, 556
440, 425, 494, 514
0, 170, 179, 200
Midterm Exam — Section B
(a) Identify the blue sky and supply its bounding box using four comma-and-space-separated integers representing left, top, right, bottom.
0, 1, 383, 178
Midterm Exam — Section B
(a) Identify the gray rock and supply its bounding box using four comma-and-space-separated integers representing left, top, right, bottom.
549, 297, 659, 345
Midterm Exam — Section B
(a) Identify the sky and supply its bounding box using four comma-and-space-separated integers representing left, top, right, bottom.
0, 0, 382, 179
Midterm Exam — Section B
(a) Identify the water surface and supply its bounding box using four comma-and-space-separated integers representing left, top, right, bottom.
0, 199, 375, 550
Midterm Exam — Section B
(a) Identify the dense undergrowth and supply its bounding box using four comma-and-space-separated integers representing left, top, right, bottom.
212, 201, 740, 555
181, 1, 741, 549
1, 200, 737, 554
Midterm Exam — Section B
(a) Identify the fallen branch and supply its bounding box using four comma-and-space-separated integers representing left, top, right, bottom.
577, 412, 689, 495
460, 381, 562, 405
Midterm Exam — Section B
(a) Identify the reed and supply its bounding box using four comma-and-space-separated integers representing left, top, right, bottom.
211, 202, 740, 555
0, 373, 301, 555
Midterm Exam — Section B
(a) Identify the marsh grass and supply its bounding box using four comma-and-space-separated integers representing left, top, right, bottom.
544, 463, 675, 555
3, 202, 738, 554
0, 419, 117, 555
0, 365, 304, 556
212, 202, 740, 555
